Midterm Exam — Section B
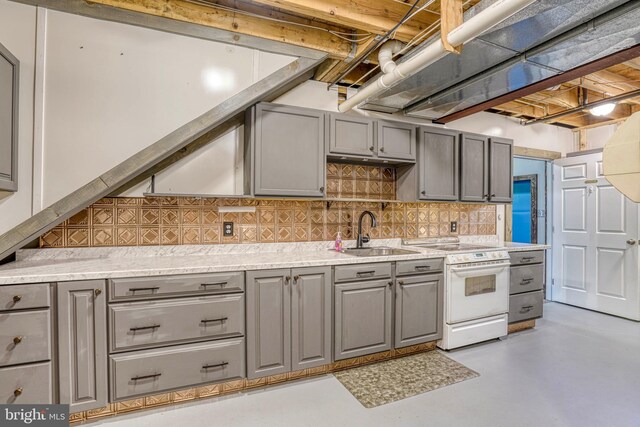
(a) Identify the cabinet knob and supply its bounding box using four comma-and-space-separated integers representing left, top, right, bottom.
319, 186, 325, 193
94, 288, 102, 296
285, 276, 291, 284
421, 191, 426, 195
13, 388, 22, 397
369, 146, 374, 151
483, 194, 488, 199
12, 295, 22, 303
490, 194, 496, 198
380, 147, 385, 152
388, 281, 393, 287
627, 239, 637, 246
13, 336, 23, 345
293, 275, 300, 283
398, 280, 405, 286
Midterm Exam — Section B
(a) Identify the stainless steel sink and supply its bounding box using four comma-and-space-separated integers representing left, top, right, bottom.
340, 247, 419, 257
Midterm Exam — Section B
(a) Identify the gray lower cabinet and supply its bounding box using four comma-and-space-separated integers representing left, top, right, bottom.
395, 274, 443, 348
460, 133, 489, 202
376, 120, 416, 162
327, 113, 375, 158
57, 280, 108, 412
248, 103, 325, 197
334, 279, 393, 360
110, 338, 245, 401
247, 267, 331, 379
0, 362, 52, 405
508, 251, 545, 324
489, 137, 513, 203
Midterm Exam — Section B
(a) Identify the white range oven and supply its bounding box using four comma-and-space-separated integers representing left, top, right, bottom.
440, 251, 510, 350
403, 238, 511, 350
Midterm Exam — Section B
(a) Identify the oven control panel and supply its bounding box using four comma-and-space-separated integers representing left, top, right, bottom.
446, 250, 510, 264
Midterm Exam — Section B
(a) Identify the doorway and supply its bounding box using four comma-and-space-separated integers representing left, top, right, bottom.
513, 174, 538, 244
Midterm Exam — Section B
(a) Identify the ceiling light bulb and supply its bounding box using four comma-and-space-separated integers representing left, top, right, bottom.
589, 103, 616, 116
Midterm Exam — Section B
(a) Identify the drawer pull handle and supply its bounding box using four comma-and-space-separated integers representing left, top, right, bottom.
520, 257, 535, 262
521, 305, 534, 312
356, 271, 376, 278
131, 373, 161, 382
201, 282, 227, 289
201, 317, 228, 325
12, 295, 22, 303
13, 336, 23, 345
202, 362, 228, 370
129, 287, 160, 293
520, 278, 534, 285
415, 265, 432, 271
129, 325, 160, 332
13, 388, 22, 397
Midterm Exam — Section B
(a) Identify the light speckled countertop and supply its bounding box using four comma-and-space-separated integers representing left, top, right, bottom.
0, 238, 549, 285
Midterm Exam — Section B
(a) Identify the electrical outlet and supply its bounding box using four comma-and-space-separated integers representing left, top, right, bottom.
450, 221, 457, 232
223, 222, 234, 237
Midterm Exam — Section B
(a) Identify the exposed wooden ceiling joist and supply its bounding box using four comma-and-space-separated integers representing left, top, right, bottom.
248, 0, 440, 43
87, 0, 358, 59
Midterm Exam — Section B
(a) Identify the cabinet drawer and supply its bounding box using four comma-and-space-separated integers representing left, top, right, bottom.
510, 264, 544, 295
509, 291, 543, 323
110, 338, 245, 401
109, 272, 244, 301
396, 259, 443, 276
509, 251, 544, 266
334, 263, 392, 283
0, 362, 52, 404
0, 283, 49, 312
110, 294, 244, 352
0, 310, 50, 367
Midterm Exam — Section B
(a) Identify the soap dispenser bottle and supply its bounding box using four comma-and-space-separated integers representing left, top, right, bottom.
335, 232, 343, 252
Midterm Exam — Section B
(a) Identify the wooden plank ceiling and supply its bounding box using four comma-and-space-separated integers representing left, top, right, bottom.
93, 0, 640, 129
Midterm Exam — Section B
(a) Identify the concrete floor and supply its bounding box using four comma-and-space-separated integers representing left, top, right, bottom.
93, 303, 640, 427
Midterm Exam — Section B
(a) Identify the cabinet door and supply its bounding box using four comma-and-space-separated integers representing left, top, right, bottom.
395, 274, 443, 348
328, 114, 375, 157
57, 280, 107, 412
460, 133, 489, 202
489, 137, 513, 203
246, 269, 291, 379
253, 104, 325, 197
419, 127, 459, 201
376, 120, 416, 161
334, 279, 392, 361
291, 266, 331, 370
0, 43, 18, 192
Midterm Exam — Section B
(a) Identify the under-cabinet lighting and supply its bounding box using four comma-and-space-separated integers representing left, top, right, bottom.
217, 206, 257, 213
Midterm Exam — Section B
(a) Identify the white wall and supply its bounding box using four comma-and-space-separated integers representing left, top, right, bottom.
0, 2, 293, 234
584, 124, 616, 150
0, 1, 35, 235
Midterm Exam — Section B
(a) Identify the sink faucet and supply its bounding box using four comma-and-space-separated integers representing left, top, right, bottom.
356, 211, 377, 248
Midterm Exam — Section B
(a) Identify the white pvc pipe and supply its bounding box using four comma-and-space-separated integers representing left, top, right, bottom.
338, 0, 537, 112
378, 40, 405, 74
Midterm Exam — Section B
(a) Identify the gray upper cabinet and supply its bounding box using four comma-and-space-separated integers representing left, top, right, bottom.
246, 269, 291, 379
419, 127, 459, 201
395, 274, 443, 348
57, 280, 108, 412
327, 114, 375, 158
291, 267, 331, 371
334, 279, 393, 360
249, 103, 325, 197
376, 120, 416, 162
489, 137, 513, 203
247, 267, 331, 379
460, 133, 489, 202
0, 42, 19, 192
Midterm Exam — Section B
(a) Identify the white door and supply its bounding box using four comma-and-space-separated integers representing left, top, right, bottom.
552, 152, 640, 320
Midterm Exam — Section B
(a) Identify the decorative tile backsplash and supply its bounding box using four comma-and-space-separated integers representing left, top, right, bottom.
40, 164, 496, 248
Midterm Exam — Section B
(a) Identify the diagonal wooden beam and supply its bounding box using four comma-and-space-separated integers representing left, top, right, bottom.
248, 0, 439, 43
0, 56, 325, 262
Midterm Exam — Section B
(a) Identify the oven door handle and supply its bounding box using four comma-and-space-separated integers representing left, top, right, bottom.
450, 263, 510, 274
